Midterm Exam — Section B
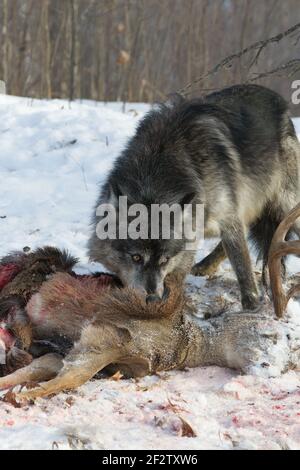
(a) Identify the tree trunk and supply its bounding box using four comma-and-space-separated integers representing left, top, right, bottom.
69, 0, 80, 101
44, 0, 52, 99
1, 0, 9, 85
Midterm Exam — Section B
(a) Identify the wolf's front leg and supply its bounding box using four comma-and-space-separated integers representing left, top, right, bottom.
221, 221, 259, 310
192, 241, 227, 277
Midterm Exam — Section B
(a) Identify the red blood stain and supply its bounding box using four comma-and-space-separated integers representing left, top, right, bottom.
0, 263, 21, 291
232, 416, 239, 425
273, 405, 286, 410
5, 420, 14, 426
0, 327, 15, 350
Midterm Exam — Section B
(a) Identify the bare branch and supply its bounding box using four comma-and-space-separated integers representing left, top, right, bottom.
178, 22, 300, 96
248, 59, 300, 82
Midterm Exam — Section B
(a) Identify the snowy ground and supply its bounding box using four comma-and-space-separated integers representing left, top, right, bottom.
0, 95, 300, 450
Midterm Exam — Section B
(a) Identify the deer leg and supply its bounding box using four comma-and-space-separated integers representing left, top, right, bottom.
16, 348, 120, 400
192, 241, 227, 277
0, 353, 63, 390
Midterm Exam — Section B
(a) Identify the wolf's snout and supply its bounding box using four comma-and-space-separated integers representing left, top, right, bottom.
146, 286, 169, 304
146, 294, 161, 304
162, 286, 170, 301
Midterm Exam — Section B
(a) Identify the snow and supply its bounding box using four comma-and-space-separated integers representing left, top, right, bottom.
0, 95, 300, 450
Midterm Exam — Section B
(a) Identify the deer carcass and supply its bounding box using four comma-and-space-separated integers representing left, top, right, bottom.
0, 274, 298, 401
1, 204, 300, 400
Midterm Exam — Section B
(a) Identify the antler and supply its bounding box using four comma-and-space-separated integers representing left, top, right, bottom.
268, 203, 300, 317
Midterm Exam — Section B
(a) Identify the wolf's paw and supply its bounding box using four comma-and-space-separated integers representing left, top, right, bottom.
191, 260, 219, 278
241, 292, 261, 311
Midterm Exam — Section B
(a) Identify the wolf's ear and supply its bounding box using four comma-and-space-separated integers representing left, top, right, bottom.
165, 93, 185, 108
179, 192, 196, 208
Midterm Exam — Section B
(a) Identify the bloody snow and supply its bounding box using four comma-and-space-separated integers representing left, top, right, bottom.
0, 95, 299, 450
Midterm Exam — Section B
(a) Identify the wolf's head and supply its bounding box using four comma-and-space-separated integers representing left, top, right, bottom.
88, 182, 199, 301
88, 100, 205, 301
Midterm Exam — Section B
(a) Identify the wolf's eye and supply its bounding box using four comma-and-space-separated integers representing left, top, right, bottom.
132, 254, 143, 263
159, 256, 170, 266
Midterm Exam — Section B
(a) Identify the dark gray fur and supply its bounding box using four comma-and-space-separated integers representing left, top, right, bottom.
88, 85, 300, 309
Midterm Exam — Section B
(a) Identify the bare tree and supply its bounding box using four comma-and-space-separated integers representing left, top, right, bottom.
0, 0, 299, 114
43, 0, 52, 98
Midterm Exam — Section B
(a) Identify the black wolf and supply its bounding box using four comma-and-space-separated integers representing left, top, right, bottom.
88, 85, 300, 309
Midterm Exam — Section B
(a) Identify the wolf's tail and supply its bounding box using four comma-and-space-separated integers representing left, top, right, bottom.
249, 205, 296, 284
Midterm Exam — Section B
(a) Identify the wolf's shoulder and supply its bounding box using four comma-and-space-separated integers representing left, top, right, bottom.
203, 84, 288, 114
